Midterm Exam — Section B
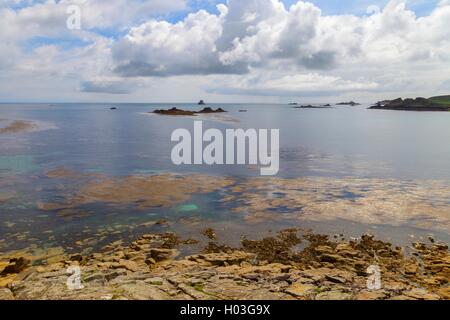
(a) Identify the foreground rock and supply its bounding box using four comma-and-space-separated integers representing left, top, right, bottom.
153, 107, 226, 116
370, 97, 450, 111
0, 231, 448, 300
0, 257, 31, 275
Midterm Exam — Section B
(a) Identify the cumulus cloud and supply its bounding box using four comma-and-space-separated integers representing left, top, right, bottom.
110, 1, 450, 77
112, 8, 250, 77
111, 0, 349, 77
0, 0, 188, 100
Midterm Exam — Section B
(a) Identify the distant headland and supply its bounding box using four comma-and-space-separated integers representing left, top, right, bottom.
370, 96, 450, 111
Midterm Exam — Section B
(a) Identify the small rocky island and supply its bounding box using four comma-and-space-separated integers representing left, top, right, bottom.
369, 97, 450, 111
336, 101, 361, 106
293, 104, 333, 109
153, 107, 226, 116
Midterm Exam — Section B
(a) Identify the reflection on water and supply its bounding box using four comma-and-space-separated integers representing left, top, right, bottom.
0, 103, 449, 252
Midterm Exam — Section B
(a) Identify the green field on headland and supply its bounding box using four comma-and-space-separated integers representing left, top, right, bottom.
370, 96, 450, 111
429, 95, 450, 106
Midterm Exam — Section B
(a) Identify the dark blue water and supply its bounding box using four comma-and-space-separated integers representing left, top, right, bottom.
1, 103, 449, 252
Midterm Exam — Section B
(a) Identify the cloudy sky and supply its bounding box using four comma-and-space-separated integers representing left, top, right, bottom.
1, 0, 450, 103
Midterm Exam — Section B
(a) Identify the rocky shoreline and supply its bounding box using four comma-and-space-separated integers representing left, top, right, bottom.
0, 229, 448, 300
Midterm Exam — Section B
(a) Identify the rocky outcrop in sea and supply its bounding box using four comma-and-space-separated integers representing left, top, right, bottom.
153, 107, 226, 116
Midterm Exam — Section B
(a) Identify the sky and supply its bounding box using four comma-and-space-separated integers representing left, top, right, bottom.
0, 0, 450, 103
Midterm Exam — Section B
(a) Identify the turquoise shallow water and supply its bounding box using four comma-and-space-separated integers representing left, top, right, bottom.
0, 103, 449, 252
0, 155, 37, 174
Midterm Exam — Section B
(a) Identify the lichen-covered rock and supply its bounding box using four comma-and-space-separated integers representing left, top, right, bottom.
315, 290, 353, 300
0, 288, 14, 300
285, 283, 316, 299
354, 290, 387, 300
402, 288, 441, 300
148, 249, 179, 262
192, 252, 255, 266
117, 260, 139, 272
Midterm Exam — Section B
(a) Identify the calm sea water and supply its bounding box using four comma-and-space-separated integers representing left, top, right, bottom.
1, 103, 449, 252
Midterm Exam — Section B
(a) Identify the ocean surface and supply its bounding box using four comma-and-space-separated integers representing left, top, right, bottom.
1, 103, 449, 253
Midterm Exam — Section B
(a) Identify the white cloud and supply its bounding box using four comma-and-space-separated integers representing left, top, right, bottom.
0, 0, 188, 100
111, 8, 249, 77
